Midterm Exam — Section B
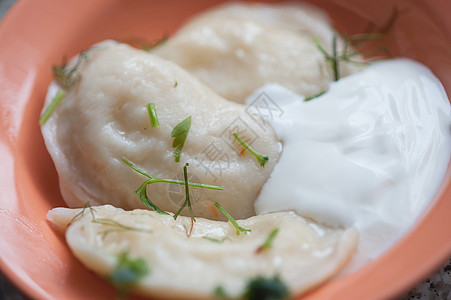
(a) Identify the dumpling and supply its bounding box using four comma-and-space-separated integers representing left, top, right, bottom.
48, 205, 358, 299
40, 41, 281, 220
152, 2, 362, 103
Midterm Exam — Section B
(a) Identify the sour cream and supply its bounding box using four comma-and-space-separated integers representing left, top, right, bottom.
251, 58, 451, 272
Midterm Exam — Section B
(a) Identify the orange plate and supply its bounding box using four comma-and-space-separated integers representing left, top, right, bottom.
0, 0, 450, 299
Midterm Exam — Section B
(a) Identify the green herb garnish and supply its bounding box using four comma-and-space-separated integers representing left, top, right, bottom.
171, 116, 191, 162
304, 90, 326, 102
314, 37, 340, 81
52, 52, 87, 90
256, 228, 279, 254
173, 163, 196, 236
109, 252, 149, 299
135, 180, 170, 215
40, 51, 87, 125
214, 201, 251, 235
146, 103, 160, 127
314, 32, 392, 82
174, 81, 178, 88
123, 157, 223, 214
141, 36, 168, 51
123, 157, 223, 190
233, 133, 268, 167
202, 236, 230, 243
243, 275, 289, 300
214, 285, 230, 298
39, 90, 65, 125
67, 201, 96, 226
92, 218, 152, 238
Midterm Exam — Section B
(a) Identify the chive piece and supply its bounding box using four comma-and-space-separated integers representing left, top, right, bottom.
39, 90, 65, 125
171, 116, 191, 162
146, 103, 160, 127
233, 133, 268, 167
243, 275, 289, 300
214, 202, 251, 235
109, 252, 149, 299
304, 91, 326, 102
256, 228, 279, 254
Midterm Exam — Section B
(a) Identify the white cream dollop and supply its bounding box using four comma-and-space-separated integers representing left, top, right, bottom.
252, 58, 451, 272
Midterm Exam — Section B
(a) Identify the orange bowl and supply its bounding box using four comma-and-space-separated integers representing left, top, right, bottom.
0, 0, 450, 299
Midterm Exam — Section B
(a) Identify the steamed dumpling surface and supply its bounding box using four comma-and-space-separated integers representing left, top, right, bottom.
41, 42, 281, 220
153, 2, 362, 103
48, 205, 358, 299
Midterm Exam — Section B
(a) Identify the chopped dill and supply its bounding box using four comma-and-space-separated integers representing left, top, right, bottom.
173, 163, 196, 237
40, 50, 88, 125
256, 228, 279, 254
92, 218, 152, 238
214, 202, 251, 236
304, 90, 326, 102
214, 285, 230, 298
243, 275, 289, 300
67, 201, 96, 227
122, 157, 223, 190
52, 51, 87, 90
171, 116, 191, 162
146, 103, 160, 127
233, 133, 268, 167
202, 236, 230, 243
122, 157, 223, 214
109, 252, 149, 299
141, 36, 168, 51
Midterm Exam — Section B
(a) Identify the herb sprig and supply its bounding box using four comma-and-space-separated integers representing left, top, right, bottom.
256, 228, 279, 254
67, 201, 96, 227
172, 116, 191, 162
52, 52, 87, 90
233, 133, 268, 167
214, 202, 251, 235
39, 51, 87, 125
109, 252, 149, 299
243, 275, 289, 300
203, 236, 230, 243
214, 275, 289, 300
93, 218, 152, 238
141, 36, 168, 51
173, 163, 196, 236
304, 90, 326, 102
123, 157, 223, 214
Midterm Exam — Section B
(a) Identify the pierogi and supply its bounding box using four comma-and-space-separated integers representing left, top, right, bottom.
152, 2, 362, 103
48, 205, 358, 299
41, 41, 281, 221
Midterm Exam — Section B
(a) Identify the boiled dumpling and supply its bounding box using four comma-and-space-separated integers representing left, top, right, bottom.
41, 41, 281, 220
48, 205, 358, 299
152, 2, 362, 103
